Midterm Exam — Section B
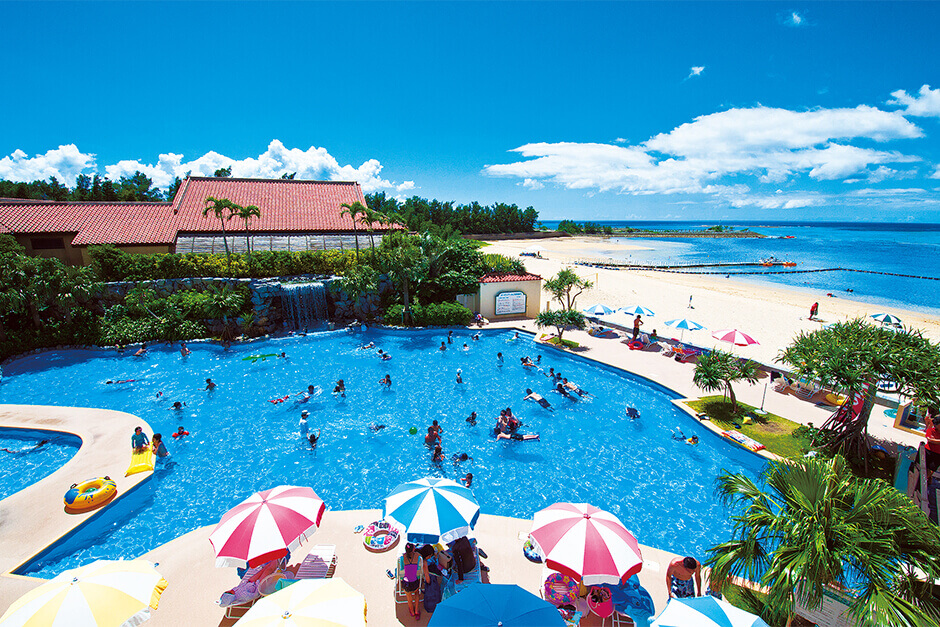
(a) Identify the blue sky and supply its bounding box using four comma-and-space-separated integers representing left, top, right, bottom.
1, 1, 939, 221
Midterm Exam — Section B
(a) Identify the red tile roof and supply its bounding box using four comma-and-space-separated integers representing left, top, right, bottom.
0, 177, 402, 247
479, 272, 542, 283
0, 202, 176, 245
172, 177, 397, 233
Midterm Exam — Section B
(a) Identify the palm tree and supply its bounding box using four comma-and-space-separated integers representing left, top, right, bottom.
358, 206, 388, 258
339, 201, 368, 262
692, 349, 760, 412
204, 196, 234, 275
228, 202, 261, 271
707, 456, 940, 627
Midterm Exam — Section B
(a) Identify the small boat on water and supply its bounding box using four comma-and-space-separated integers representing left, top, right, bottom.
782, 262, 797, 267
758, 257, 797, 267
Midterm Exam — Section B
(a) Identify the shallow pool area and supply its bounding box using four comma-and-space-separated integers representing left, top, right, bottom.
0, 329, 765, 578
0, 428, 81, 502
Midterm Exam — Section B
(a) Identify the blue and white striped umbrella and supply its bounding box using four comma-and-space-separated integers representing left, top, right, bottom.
664, 318, 706, 331
871, 313, 902, 326
583, 304, 616, 316
620, 305, 655, 317
652, 596, 770, 627
383, 477, 480, 545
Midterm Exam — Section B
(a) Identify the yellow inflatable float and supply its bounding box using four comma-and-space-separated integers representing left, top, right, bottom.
64, 477, 117, 513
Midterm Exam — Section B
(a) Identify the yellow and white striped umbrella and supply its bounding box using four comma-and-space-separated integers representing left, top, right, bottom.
236, 578, 366, 627
0, 559, 167, 627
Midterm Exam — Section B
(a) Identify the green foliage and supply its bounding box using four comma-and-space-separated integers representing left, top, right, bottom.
535, 309, 586, 343
543, 269, 593, 310
692, 349, 760, 411
0, 234, 25, 255
556, 220, 613, 235
385, 302, 472, 327
365, 191, 538, 236
481, 253, 525, 274
707, 456, 940, 627
0, 173, 169, 202
214, 166, 232, 177
557, 219, 582, 234
685, 396, 811, 459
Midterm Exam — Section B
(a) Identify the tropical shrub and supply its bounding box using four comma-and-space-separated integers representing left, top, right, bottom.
385, 302, 472, 327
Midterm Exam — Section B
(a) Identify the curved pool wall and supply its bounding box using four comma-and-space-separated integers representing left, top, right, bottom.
1, 328, 766, 578
0, 427, 81, 501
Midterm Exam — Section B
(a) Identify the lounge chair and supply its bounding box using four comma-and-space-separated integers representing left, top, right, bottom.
672, 345, 702, 363
275, 545, 336, 591
217, 556, 288, 619
792, 380, 819, 400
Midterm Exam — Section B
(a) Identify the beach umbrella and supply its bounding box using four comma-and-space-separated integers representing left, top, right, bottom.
428, 583, 565, 626
384, 476, 480, 544
209, 485, 326, 568
523, 244, 546, 253
235, 578, 366, 627
664, 318, 706, 342
582, 304, 616, 316
711, 329, 760, 346
651, 595, 770, 627
529, 502, 643, 586
871, 313, 902, 326
0, 559, 167, 627
619, 305, 655, 317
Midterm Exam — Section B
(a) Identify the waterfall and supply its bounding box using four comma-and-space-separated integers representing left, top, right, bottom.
280, 282, 328, 329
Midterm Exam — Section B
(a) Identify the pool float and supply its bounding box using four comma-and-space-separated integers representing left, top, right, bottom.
825, 393, 846, 406
522, 538, 543, 563
600, 574, 654, 625
409, 427, 418, 435
543, 572, 579, 606
721, 430, 765, 452
627, 340, 644, 350
171, 430, 189, 439
125, 449, 155, 476
244, 354, 278, 363
268, 395, 290, 404
64, 476, 117, 513
362, 520, 399, 552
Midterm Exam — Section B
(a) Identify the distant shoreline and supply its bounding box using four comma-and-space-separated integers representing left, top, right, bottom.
582, 230, 764, 239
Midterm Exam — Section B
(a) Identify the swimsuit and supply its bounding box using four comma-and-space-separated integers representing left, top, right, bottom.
131, 433, 149, 449
538, 398, 551, 408
670, 575, 695, 598
403, 558, 420, 592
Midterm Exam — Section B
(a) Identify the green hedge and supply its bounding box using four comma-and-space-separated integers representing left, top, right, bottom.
385, 302, 473, 327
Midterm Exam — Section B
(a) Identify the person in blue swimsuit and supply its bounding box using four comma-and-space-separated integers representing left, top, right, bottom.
401, 543, 428, 619
151, 434, 169, 458
131, 426, 149, 452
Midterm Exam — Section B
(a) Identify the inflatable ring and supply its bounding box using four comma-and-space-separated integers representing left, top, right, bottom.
64, 476, 117, 514
362, 520, 400, 553
627, 340, 644, 350
544, 572, 579, 606
523, 538, 543, 563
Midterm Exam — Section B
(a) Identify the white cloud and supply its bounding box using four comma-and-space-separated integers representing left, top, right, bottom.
614, 138, 628, 144
848, 188, 925, 197
687, 66, 705, 80
3, 140, 411, 193
0, 145, 96, 185
485, 98, 928, 208
522, 178, 544, 190
931, 165, 940, 179
785, 12, 805, 27
888, 85, 940, 117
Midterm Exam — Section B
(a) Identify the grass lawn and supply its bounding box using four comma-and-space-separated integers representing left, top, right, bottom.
685, 396, 812, 459
538, 335, 580, 349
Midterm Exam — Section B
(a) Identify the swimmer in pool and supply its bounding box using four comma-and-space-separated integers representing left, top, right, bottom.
134, 344, 147, 356
361, 342, 375, 350
463, 343, 469, 351
299, 411, 310, 436
456, 369, 463, 384
172, 426, 189, 439
172, 401, 186, 410
466, 411, 477, 426
563, 378, 589, 397
152, 433, 169, 458
513, 332, 520, 340
295, 384, 318, 402
380, 374, 392, 388
1, 439, 50, 454
687, 435, 699, 445
472, 332, 481, 341
447, 330, 454, 344
497, 352, 504, 365
432, 444, 444, 464
452, 452, 472, 467
205, 378, 216, 391
425, 427, 441, 446
544, 367, 555, 379
497, 431, 539, 441
626, 407, 640, 420
524, 388, 553, 410
461, 473, 473, 487
671, 427, 686, 440
370, 424, 386, 432
555, 382, 574, 399
333, 380, 346, 397
180, 342, 191, 357
309, 431, 321, 447
439, 342, 447, 352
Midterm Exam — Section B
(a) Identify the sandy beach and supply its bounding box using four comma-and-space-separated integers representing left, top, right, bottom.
487, 236, 940, 367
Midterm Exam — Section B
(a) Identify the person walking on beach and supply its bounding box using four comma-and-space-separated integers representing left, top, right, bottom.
809, 302, 819, 320
632, 315, 643, 340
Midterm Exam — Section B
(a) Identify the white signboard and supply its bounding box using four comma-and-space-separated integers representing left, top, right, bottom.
495, 291, 526, 315
795, 588, 854, 627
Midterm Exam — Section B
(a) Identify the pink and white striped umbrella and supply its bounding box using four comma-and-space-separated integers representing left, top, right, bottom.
209, 485, 326, 568
711, 328, 759, 346
529, 503, 643, 585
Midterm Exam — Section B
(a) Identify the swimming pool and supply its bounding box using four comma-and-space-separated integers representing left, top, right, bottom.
0, 328, 765, 577
0, 428, 80, 501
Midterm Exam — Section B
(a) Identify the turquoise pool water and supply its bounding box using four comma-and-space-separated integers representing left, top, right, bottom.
0, 329, 765, 577
0, 428, 80, 501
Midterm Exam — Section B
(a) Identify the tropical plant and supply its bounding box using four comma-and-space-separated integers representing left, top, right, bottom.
228, 201, 262, 269
340, 201, 368, 262
357, 205, 388, 255
378, 232, 428, 325
778, 319, 940, 466
203, 196, 234, 275
692, 349, 761, 412
543, 268, 593, 310
707, 455, 940, 627
535, 309, 586, 344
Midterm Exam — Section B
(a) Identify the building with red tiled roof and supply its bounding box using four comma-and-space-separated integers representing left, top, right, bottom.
0, 177, 401, 265
459, 271, 543, 319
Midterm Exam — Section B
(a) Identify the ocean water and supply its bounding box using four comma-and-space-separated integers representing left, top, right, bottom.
0, 329, 765, 577
540, 221, 940, 315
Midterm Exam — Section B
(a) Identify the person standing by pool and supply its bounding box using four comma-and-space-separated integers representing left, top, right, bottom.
632, 315, 643, 340
180, 342, 191, 357
401, 543, 428, 619
666, 556, 701, 599
524, 388, 553, 411
131, 426, 149, 452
